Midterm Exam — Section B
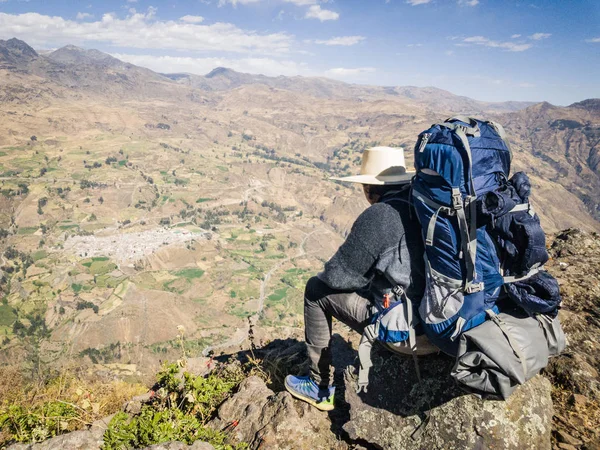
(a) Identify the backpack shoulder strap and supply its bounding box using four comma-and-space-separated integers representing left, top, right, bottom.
486, 120, 513, 159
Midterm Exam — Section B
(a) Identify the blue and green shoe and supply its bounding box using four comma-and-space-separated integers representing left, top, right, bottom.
284, 375, 335, 411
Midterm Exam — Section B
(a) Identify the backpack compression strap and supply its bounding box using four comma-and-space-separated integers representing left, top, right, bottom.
394, 285, 422, 382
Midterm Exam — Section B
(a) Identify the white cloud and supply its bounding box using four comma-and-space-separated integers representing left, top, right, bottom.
529, 32, 551, 40
126, 0, 138, 3
445, 50, 454, 56
313, 36, 365, 46
0, 10, 293, 55
325, 67, 376, 77
511, 34, 521, 38
406, 43, 423, 47
283, 0, 317, 5
179, 15, 204, 24
461, 35, 533, 52
406, 0, 432, 5
76, 12, 94, 20
111, 53, 307, 77
585, 37, 600, 43
218, 0, 262, 6
458, 0, 479, 6
518, 82, 536, 88
305, 5, 339, 21
179, 15, 204, 23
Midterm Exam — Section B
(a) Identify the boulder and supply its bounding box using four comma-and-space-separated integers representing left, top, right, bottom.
210, 376, 346, 450
342, 346, 553, 450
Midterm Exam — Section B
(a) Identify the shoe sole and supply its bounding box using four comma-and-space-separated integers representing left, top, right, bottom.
284, 379, 334, 411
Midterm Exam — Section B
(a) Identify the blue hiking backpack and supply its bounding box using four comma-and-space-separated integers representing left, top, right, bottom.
354, 119, 561, 394
411, 116, 557, 349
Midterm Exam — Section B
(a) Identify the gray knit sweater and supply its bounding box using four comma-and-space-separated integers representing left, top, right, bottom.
317, 188, 426, 303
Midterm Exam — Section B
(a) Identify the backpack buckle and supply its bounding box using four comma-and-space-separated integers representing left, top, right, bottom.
452, 191, 463, 210
465, 282, 484, 294
392, 285, 405, 299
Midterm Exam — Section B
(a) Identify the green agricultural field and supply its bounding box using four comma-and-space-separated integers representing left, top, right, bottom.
32, 250, 48, 262
71, 283, 93, 294
95, 274, 127, 289
82, 256, 109, 266
267, 287, 288, 304
281, 268, 311, 289
173, 268, 205, 279
157, 268, 205, 294
0, 304, 17, 327
80, 257, 117, 276
17, 227, 38, 235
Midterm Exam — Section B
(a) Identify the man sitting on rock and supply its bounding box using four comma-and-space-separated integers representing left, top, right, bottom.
285, 146, 436, 411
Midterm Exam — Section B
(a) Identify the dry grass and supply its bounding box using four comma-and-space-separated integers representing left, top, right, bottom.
0, 364, 147, 446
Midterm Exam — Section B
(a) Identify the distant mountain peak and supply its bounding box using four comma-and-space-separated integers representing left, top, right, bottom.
569, 98, 600, 113
205, 67, 236, 78
59, 44, 86, 52
48, 45, 119, 65
0, 37, 39, 60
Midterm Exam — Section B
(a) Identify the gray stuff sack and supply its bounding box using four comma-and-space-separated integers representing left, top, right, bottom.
451, 309, 565, 400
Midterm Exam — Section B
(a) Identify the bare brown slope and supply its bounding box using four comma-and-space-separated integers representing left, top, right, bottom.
501, 101, 600, 229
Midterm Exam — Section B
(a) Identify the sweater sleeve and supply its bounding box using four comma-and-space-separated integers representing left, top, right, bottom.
317, 202, 402, 291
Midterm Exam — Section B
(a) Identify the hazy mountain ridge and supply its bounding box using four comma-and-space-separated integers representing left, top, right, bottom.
163, 67, 536, 114
0, 38, 535, 114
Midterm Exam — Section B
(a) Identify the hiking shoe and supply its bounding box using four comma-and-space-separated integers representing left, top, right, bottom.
284, 375, 335, 411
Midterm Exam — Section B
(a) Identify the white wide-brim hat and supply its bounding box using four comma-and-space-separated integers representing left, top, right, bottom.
330, 146, 415, 185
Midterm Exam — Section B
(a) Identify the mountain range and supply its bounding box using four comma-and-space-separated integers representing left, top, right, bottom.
2, 38, 534, 111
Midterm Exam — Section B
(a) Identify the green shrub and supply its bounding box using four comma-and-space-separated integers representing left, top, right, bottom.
102, 363, 248, 450
0, 401, 79, 443
102, 408, 240, 450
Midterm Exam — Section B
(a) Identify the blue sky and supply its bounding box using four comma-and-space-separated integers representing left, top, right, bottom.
0, 0, 598, 105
